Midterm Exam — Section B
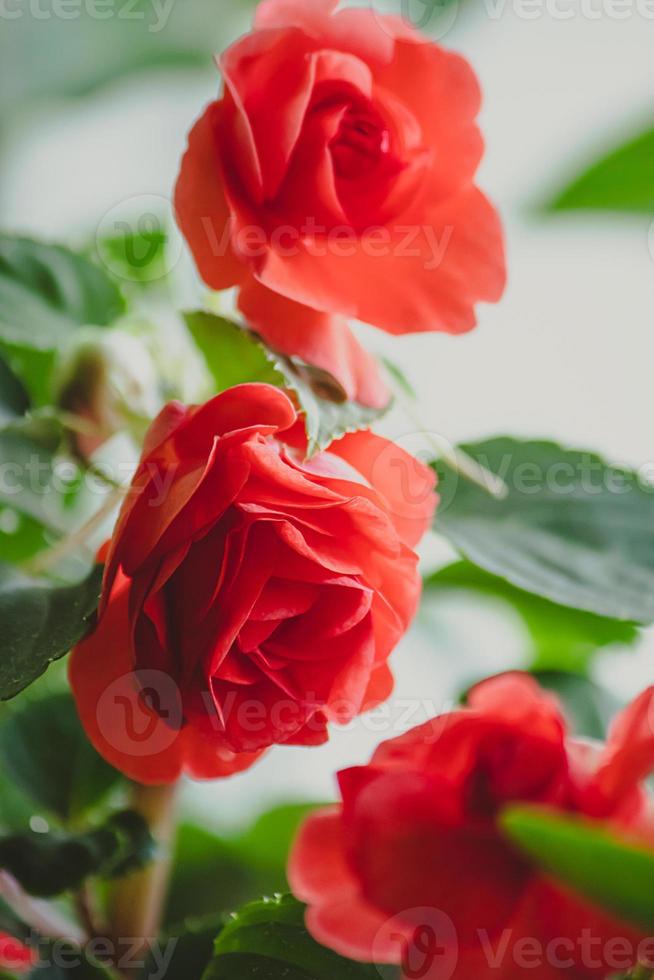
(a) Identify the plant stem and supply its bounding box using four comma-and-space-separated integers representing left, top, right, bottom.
107, 784, 178, 959
26, 485, 127, 576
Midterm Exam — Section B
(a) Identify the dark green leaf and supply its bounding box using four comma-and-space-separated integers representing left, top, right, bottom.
425, 562, 639, 673
0, 356, 29, 424
0, 563, 103, 700
433, 438, 654, 622
145, 918, 222, 980
0, 692, 122, 821
203, 895, 383, 980
501, 806, 654, 931
185, 312, 388, 455
0, 897, 30, 944
29, 942, 113, 979
0, 810, 154, 897
0, 236, 124, 352
548, 124, 654, 214
0, 346, 56, 410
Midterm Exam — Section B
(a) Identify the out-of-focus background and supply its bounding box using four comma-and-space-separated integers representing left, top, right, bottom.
2, 0, 653, 829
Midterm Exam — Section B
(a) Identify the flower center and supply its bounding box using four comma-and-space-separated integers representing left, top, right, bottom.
330, 107, 391, 180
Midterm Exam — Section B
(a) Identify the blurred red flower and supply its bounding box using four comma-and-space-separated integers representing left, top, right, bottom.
0, 934, 34, 974
290, 672, 654, 979
70, 383, 436, 785
175, 0, 505, 407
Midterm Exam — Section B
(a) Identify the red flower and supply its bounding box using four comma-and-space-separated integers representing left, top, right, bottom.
0, 934, 34, 974
174, 0, 505, 408
70, 384, 436, 785
290, 673, 654, 980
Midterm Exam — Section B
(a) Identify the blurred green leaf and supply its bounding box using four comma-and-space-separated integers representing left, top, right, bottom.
185, 312, 387, 455
203, 895, 383, 980
0, 236, 125, 354
95, 228, 168, 288
0, 511, 53, 565
0, 356, 29, 424
0, 810, 154, 898
145, 917, 222, 980
164, 824, 259, 928
165, 804, 323, 928
233, 803, 323, 876
29, 943, 113, 979
0, 563, 103, 701
425, 562, 639, 674
501, 806, 654, 931
0, 692, 122, 822
433, 438, 654, 623
0, 897, 30, 944
548, 124, 654, 214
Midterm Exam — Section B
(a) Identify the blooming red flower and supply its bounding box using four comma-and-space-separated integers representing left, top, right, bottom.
290, 673, 654, 980
70, 383, 436, 785
174, 0, 505, 408
0, 934, 34, 974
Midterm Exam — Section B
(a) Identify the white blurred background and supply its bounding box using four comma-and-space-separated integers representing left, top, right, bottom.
2, 0, 653, 828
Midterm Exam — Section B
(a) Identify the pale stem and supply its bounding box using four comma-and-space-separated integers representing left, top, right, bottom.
388, 367, 509, 500
0, 871, 86, 944
107, 784, 178, 960
25, 485, 127, 576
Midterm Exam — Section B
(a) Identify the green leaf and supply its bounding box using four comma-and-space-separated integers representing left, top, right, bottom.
0, 355, 29, 424
425, 562, 639, 674
95, 228, 169, 287
165, 804, 322, 928
433, 438, 654, 623
501, 806, 654, 931
233, 803, 323, 876
0, 563, 103, 701
548, 124, 654, 214
203, 895, 383, 980
0, 511, 53, 566
0, 236, 125, 353
185, 312, 283, 391
29, 943, 113, 979
185, 312, 388, 455
0, 692, 122, 822
0, 810, 154, 898
0, 897, 30, 944
164, 824, 257, 928
145, 917, 223, 980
